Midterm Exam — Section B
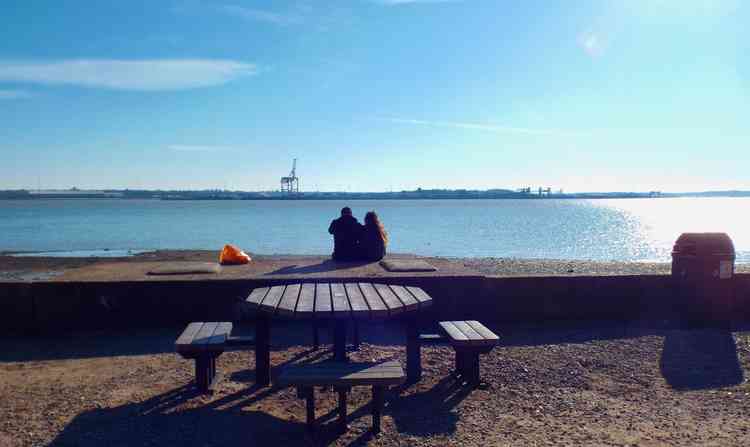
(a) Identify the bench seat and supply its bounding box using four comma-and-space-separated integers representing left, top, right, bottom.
439, 320, 499, 387
175, 322, 233, 392
278, 361, 405, 433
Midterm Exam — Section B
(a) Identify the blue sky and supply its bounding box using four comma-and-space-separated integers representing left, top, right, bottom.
0, 0, 748, 193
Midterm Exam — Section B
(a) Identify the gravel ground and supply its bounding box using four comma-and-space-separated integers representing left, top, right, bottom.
2, 321, 750, 446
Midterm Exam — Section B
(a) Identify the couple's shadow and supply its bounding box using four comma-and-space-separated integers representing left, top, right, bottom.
267, 259, 376, 275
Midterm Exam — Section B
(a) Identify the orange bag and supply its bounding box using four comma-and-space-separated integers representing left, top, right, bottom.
219, 244, 252, 265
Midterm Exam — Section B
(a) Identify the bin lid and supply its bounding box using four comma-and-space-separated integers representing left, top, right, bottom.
672, 232, 735, 256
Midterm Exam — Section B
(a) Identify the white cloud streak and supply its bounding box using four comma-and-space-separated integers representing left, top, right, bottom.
0, 89, 33, 99
374, 0, 460, 4
219, 4, 302, 26
168, 145, 240, 152
381, 117, 591, 137
0, 59, 257, 91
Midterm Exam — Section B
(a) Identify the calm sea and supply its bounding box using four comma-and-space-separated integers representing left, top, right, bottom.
0, 198, 748, 263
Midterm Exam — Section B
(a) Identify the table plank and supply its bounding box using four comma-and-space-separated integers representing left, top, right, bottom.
451, 320, 484, 341
314, 283, 332, 316
465, 320, 499, 342
373, 283, 404, 315
358, 283, 388, 318
246, 287, 270, 306
405, 286, 433, 308
206, 321, 233, 346
193, 322, 220, 347
388, 285, 419, 312
277, 284, 301, 317
330, 283, 351, 318
344, 283, 370, 318
439, 321, 469, 343
295, 283, 316, 318
259, 285, 286, 313
175, 322, 204, 347
277, 361, 406, 387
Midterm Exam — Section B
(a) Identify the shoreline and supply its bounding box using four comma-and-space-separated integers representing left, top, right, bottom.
2, 249, 749, 282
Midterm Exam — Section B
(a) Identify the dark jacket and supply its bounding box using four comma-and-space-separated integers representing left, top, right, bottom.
359, 225, 386, 261
328, 215, 363, 261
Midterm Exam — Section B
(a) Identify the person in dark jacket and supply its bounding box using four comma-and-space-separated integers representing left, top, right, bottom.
328, 207, 363, 261
359, 211, 387, 261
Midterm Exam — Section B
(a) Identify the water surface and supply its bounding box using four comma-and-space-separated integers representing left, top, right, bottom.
0, 198, 747, 262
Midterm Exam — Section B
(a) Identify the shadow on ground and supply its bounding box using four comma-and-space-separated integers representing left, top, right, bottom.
48, 366, 471, 447
660, 328, 744, 390
266, 260, 375, 275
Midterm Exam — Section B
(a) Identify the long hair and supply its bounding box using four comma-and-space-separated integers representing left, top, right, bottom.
364, 211, 388, 246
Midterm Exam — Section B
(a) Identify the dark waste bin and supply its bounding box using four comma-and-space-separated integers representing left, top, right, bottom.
671, 233, 736, 323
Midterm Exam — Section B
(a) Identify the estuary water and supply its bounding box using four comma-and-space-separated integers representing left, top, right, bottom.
0, 198, 748, 263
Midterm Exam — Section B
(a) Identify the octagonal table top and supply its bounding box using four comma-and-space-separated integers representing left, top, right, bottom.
246, 282, 433, 319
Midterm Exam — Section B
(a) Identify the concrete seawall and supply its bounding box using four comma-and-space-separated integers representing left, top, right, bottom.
3, 273, 750, 334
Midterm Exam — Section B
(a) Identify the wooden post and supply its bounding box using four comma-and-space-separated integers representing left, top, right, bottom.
406, 318, 421, 382
333, 320, 348, 361
256, 315, 271, 387
337, 388, 348, 432
372, 386, 384, 434
305, 387, 315, 432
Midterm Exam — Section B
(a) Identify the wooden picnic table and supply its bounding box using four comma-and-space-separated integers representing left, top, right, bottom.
246, 282, 433, 386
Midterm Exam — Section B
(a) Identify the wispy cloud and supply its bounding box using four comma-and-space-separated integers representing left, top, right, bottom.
0, 89, 33, 99
168, 145, 240, 152
380, 117, 591, 137
0, 59, 256, 91
219, 4, 302, 26
374, 0, 460, 5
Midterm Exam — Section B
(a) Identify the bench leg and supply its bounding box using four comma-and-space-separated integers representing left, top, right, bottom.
468, 352, 480, 387
337, 387, 348, 432
256, 315, 271, 387
353, 321, 360, 351
455, 350, 468, 379
333, 320, 348, 362
195, 356, 210, 393
406, 319, 421, 382
372, 386, 384, 434
304, 387, 315, 432
312, 321, 320, 350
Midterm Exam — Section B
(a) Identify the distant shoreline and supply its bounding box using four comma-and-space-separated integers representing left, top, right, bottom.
2, 188, 750, 201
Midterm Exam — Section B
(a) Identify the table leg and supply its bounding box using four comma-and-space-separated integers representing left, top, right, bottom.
406, 318, 421, 382
337, 387, 348, 432
333, 319, 348, 361
305, 387, 315, 432
256, 315, 271, 387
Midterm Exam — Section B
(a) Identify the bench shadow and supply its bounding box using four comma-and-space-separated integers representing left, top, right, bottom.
47, 384, 309, 447
659, 328, 744, 390
266, 259, 374, 275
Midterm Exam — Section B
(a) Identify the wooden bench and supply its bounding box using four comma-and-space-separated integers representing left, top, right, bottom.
277, 361, 405, 434
439, 320, 499, 387
175, 322, 255, 393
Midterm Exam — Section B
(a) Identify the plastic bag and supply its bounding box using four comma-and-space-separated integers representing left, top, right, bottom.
219, 244, 252, 265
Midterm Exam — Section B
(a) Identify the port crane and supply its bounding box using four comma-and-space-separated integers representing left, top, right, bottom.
280, 159, 300, 194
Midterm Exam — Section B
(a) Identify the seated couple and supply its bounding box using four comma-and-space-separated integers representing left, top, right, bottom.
328, 207, 388, 262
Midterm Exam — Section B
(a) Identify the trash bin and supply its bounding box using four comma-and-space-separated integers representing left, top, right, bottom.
671, 233, 736, 323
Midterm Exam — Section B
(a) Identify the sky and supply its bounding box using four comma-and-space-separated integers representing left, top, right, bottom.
0, 0, 748, 193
